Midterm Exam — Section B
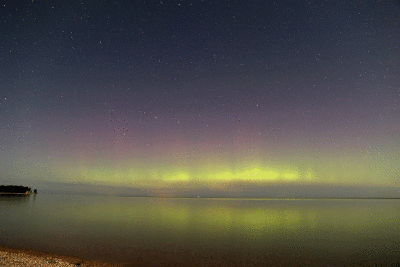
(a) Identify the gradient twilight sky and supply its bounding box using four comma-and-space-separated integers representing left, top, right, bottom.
1, 0, 399, 197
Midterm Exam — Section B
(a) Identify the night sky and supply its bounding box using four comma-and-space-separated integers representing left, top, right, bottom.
1, 0, 399, 197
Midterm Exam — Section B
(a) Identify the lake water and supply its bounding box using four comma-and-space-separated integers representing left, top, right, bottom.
1, 194, 400, 266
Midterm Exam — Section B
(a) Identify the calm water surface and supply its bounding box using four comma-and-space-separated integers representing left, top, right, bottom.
1, 194, 399, 266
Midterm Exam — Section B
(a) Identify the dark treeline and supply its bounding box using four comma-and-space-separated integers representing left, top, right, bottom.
0, 185, 32, 194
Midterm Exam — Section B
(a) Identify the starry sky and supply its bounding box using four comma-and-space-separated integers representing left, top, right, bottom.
1, 0, 399, 197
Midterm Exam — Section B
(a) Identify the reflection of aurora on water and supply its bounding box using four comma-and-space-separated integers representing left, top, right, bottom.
2, 194, 400, 266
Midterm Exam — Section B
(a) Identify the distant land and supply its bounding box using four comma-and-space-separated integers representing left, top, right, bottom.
2, 178, 399, 199
0, 185, 36, 195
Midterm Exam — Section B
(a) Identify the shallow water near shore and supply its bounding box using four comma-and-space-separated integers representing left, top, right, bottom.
1, 194, 400, 266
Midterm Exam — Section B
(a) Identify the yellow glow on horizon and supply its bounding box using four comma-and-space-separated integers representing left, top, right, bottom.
210, 168, 300, 183
166, 172, 190, 182
52, 161, 314, 187
52, 154, 398, 188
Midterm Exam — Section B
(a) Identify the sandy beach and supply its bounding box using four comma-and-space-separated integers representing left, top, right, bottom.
1, 245, 400, 267
0, 245, 336, 267
0, 246, 116, 267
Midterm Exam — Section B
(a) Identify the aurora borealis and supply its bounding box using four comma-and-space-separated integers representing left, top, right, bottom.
1, 0, 399, 197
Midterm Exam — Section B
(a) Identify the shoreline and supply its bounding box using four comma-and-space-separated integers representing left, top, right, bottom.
0, 193, 32, 196
1, 244, 399, 267
0, 246, 117, 267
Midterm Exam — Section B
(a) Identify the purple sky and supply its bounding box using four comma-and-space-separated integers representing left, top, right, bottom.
1, 0, 399, 197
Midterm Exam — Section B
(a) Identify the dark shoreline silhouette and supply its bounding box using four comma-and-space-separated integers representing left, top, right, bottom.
0, 185, 36, 195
